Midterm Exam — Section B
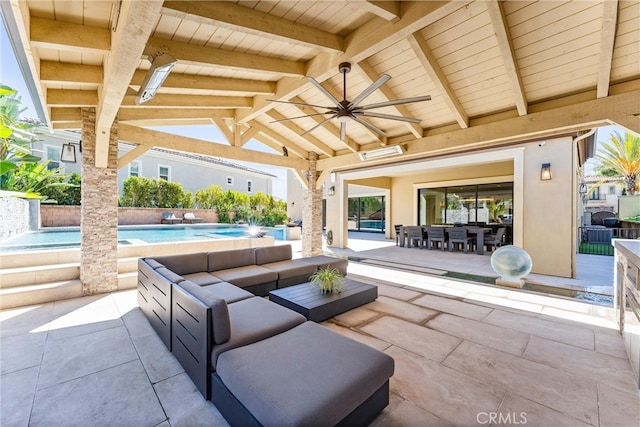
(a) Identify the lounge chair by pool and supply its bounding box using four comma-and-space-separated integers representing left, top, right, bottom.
161, 212, 182, 224
183, 212, 204, 223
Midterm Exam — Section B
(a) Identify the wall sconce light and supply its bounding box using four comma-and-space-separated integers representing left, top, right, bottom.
328, 186, 335, 196
60, 141, 82, 163
540, 163, 552, 181
579, 183, 587, 194
135, 52, 177, 105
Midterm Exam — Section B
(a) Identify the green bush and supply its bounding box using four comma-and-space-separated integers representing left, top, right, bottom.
120, 176, 192, 208
39, 172, 81, 205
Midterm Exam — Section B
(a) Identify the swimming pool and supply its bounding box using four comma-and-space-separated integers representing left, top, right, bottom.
0, 224, 284, 252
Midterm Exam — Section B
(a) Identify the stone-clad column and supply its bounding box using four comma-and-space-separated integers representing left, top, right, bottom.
80, 108, 119, 295
302, 152, 323, 257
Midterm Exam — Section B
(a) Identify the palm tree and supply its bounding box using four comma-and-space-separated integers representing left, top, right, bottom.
596, 131, 640, 195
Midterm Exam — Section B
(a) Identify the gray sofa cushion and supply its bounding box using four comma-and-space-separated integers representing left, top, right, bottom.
216, 322, 394, 426
201, 282, 253, 304
208, 248, 255, 272
255, 245, 292, 265
213, 265, 278, 289
211, 297, 305, 369
299, 255, 348, 276
156, 267, 185, 284
183, 272, 222, 286
153, 252, 208, 276
178, 281, 231, 345
144, 258, 165, 270
261, 259, 316, 280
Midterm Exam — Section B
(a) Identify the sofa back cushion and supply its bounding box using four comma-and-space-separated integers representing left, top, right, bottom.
208, 248, 256, 272
152, 252, 208, 276
255, 245, 292, 265
156, 267, 185, 284
178, 280, 231, 345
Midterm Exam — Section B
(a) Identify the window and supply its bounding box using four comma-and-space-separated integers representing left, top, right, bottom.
609, 185, 616, 195
226, 176, 234, 186
247, 180, 253, 193
46, 146, 61, 170
129, 161, 141, 177
158, 165, 170, 181
589, 186, 600, 200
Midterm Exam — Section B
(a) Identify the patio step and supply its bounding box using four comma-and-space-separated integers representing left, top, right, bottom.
0, 280, 83, 310
0, 263, 80, 289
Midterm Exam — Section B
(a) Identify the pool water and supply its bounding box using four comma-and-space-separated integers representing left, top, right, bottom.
0, 224, 284, 252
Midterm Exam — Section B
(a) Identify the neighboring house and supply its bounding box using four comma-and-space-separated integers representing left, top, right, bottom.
31, 128, 276, 198
582, 175, 624, 215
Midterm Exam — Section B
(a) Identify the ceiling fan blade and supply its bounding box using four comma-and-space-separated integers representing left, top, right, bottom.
269, 112, 332, 123
357, 95, 431, 111
356, 111, 422, 124
306, 77, 343, 108
351, 116, 386, 137
340, 121, 346, 141
348, 74, 391, 108
267, 99, 335, 110
301, 114, 337, 135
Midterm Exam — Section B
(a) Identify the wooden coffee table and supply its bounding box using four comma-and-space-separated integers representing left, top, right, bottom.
269, 278, 377, 322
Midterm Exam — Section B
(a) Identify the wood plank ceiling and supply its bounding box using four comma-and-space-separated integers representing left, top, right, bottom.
4, 0, 639, 174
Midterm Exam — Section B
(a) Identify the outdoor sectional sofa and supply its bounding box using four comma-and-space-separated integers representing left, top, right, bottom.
137, 245, 394, 426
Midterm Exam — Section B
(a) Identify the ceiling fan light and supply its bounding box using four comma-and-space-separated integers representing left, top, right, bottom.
338, 116, 350, 124
358, 145, 403, 161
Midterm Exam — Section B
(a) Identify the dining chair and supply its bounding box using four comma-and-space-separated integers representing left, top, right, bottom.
426, 226, 446, 251
394, 224, 402, 246
405, 226, 424, 249
448, 227, 476, 253
484, 227, 506, 253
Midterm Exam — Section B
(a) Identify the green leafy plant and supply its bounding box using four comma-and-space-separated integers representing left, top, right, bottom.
309, 266, 344, 294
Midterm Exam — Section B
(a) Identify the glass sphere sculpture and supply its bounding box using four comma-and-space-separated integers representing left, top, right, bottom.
490, 245, 533, 282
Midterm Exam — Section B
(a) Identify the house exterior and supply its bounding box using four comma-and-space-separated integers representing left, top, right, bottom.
32, 128, 276, 198
582, 175, 624, 216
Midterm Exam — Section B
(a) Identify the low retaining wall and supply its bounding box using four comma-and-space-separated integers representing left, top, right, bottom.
41, 206, 220, 227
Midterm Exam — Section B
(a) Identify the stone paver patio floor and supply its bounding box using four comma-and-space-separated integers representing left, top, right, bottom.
1, 261, 638, 426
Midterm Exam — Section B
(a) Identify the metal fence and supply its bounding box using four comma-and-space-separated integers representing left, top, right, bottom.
578, 227, 640, 256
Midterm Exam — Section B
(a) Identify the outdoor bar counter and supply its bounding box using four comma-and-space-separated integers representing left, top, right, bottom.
613, 239, 640, 388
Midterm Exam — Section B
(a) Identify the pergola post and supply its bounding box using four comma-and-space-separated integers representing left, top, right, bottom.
80, 108, 119, 295
301, 152, 323, 257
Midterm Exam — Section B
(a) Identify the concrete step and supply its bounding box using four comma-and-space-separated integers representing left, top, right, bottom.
0, 280, 83, 310
0, 263, 80, 289
118, 271, 138, 290
118, 257, 139, 274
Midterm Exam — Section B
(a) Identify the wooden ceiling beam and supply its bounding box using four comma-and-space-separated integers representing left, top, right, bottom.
48, 89, 98, 106
146, 37, 305, 77
119, 123, 307, 170
266, 111, 336, 158
248, 120, 309, 160
353, 61, 423, 138
51, 107, 81, 122
130, 71, 276, 95
355, 1, 401, 22
213, 118, 233, 144
161, 1, 344, 53
30, 17, 110, 54
597, 0, 619, 98
117, 143, 154, 170
120, 94, 252, 108
408, 33, 468, 129
94, 0, 164, 168
40, 61, 103, 84
486, 1, 528, 115
117, 108, 234, 122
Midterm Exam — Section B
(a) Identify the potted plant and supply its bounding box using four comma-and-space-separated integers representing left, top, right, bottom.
309, 266, 344, 294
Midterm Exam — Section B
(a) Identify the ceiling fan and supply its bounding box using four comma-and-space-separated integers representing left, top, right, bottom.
269, 62, 430, 141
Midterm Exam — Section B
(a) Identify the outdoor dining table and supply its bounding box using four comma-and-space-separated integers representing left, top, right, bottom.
398, 225, 492, 255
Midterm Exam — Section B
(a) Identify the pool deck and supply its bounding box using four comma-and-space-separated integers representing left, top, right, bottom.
2, 255, 637, 426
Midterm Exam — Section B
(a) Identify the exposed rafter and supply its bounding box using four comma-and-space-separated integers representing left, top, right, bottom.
30, 17, 110, 53
353, 1, 401, 22
161, 1, 344, 53
407, 33, 469, 129
597, 0, 619, 98
247, 120, 310, 160
266, 111, 336, 158
486, 0, 528, 116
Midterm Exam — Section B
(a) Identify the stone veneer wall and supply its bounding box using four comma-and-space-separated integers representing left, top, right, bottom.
301, 152, 323, 257
0, 194, 30, 239
80, 108, 119, 295
41, 206, 219, 227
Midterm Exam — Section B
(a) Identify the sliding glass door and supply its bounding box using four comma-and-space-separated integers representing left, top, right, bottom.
348, 196, 386, 233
